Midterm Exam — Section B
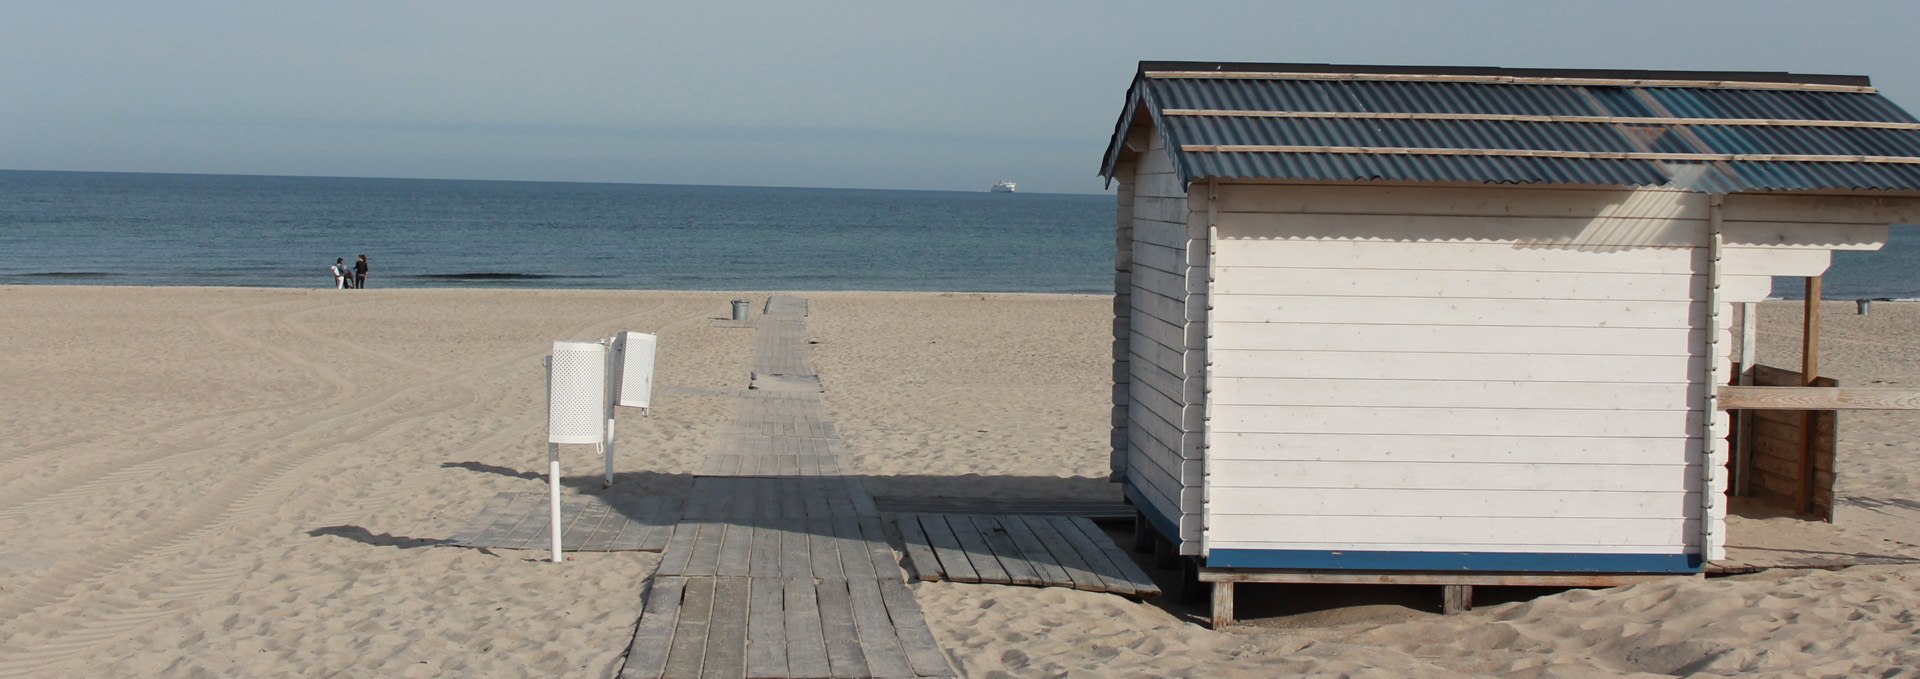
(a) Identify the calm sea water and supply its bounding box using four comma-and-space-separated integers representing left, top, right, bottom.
0, 170, 1113, 293
2, 169, 1915, 298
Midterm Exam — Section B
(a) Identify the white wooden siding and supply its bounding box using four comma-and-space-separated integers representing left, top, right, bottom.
1201, 183, 1880, 562
1207, 431, 1702, 466
1123, 137, 1205, 553
1109, 171, 1134, 482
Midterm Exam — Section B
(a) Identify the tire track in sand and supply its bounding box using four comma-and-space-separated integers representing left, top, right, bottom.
0, 297, 434, 521
0, 298, 372, 505
0, 299, 691, 676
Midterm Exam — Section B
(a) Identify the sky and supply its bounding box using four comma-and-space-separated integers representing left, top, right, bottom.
3, 1, 1919, 194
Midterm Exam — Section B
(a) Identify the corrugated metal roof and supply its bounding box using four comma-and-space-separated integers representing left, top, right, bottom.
1101, 63, 1920, 193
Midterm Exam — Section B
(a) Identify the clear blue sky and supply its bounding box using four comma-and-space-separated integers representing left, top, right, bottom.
4, 1, 1917, 194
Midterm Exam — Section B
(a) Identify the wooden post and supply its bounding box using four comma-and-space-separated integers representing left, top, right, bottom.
1442, 585, 1474, 615
1211, 581, 1235, 629
1799, 277, 1822, 515
1735, 302, 1757, 497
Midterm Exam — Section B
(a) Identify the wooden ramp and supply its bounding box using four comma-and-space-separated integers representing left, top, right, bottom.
620, 296, 954, 679
892, 513, 1161, 598
448, 493, 680, 552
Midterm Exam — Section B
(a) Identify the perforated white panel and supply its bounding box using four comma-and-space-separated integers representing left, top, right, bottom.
616, 331, 657, 409
548, 340, 607, 444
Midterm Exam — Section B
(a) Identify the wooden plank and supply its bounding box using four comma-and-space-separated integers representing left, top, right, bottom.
1045, 516, 1128, 594
778, 477, 807, 516
662, 576, 715, 679
834, 514, 879, 581
718, 523, 752, 577
997, 515, 1072, 587
857, 515, 905, 578
1210, 459, 1698, 493
564, 499, 614, 550
750, 520, 783, 577
1183, 143, 1920, 167
1208, 487, 1700, 520
1065, 517, 1161, 597
703, 577, 749, 679
1197, 569, 1685, 587
448, 492, 515, 545
1211, 404, 1702, 438
782, 578, 831, 679
1213, 237, 1693, 273
779, 516, 813, 580
802, 479, 832, 517
745, 577, 786, 679
637, 499, 682, 552
1208, 515, 1695, 547
969, 515, 1042, 587
1718, 386, 1920, 410
810, 515, 845, 580
1212, 377, 1700, 411
1209, 348, 1698, 383
1019, 516, 1104, 592
1142, 69, 1879, 92
892, 514, 944, 582
844, 478, 880, 516
500, 499, 553, 551
877, 577, 953, 677
944, 514, 1012, 584
914, 514, 980, 584
815, 581, 869, 679
657, 522, 698, 577
1211, 581, 1234, 629
683, 522, 724, 577
846, 578, 914, 678
464, 494, 530, 548
621, 576, 685, 679
1169, 109, 1920, 131
1211, 266, 1755, 301
1209, 323, 1707, 359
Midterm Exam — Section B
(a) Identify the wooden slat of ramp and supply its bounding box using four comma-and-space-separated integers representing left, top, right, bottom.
892, 513, 1162, 598
621, 296, 953, 679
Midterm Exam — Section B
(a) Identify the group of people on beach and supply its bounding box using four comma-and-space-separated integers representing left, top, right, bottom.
330, 255, 369, 289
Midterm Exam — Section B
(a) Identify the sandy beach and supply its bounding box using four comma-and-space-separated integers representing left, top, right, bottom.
1, 286, 1917, 678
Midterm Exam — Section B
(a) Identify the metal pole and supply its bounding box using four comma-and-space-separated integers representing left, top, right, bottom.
549, 442, 564, 563
603, 418, 616, 488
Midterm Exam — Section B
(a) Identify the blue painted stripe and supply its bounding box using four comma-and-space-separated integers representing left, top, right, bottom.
1206, 549, 1702, 573
1120, 478, 1181, 545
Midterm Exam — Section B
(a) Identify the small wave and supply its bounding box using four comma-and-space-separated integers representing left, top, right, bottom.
18, 271, 125, 278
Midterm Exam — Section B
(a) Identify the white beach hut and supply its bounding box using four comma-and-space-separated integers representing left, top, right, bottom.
1097, 62, 1920, 624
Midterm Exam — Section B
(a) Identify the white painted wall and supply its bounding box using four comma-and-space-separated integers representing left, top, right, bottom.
1201, 183, 1892, 563
1123, 135, 1208, 553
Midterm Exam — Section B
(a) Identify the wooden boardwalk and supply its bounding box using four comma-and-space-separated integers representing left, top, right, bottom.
449, 492, 680, 552
892, 513, 1161, 598
620, 296, 954, 679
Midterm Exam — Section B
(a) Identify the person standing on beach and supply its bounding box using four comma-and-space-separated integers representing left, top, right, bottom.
331, 258, 350, 289
354, 255, 369, 289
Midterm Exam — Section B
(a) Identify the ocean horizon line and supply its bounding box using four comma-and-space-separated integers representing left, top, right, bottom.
0, 167, 1111, 197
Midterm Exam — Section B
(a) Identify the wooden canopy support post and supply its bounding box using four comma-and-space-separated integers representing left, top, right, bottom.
1735, 303, 1758, 497
1800, 277, 1822, 515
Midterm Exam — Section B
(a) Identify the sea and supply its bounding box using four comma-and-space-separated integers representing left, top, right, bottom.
2, 169, 1916, 299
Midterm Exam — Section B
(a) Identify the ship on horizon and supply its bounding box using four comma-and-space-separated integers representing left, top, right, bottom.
990, 180, 1016, 193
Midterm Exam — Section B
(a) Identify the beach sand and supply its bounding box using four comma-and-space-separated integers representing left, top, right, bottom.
0, 287, 1915, 677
